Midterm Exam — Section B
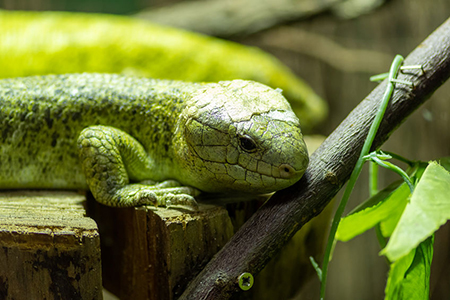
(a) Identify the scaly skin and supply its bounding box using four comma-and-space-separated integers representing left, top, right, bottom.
0, 74, 308, 208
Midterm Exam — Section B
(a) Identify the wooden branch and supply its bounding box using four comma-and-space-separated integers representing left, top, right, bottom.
180, 17, 450, 300
134, 0, 339, 37
134, 0, 384, 38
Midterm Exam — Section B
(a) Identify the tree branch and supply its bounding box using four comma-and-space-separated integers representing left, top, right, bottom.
180, 17, 450, 300
135, 0, 339, 37
135, 0, 384, 38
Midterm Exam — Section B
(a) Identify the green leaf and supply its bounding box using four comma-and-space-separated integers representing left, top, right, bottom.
385, 248, 415, 300
438, 157, 450, 171
385, 236, 433, 300
381, 162, 450, 261
379, 193, 409, 238
336, 182, 409, 242
400, 236, 434, 300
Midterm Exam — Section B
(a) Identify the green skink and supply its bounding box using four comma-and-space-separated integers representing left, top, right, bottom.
0, 74, 309, 208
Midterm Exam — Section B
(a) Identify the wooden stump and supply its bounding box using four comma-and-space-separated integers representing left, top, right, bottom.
0, 190, 102, 300
90, 201, 234, 300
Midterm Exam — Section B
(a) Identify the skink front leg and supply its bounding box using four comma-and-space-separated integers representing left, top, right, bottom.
77, 125, 199, 209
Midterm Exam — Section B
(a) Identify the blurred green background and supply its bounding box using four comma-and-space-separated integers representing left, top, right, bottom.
1, 0, 449, 299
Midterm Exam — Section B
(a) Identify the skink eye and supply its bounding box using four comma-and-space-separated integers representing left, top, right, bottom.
238, 135, 257, 152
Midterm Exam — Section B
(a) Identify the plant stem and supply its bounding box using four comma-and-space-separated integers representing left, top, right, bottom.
319, 55, 405, 299
381, 151, 415, 167
375, 225, 388, 248
369, 162, 379, 196
370, 157, 415, 193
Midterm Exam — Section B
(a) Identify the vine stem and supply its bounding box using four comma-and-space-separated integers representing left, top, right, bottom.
319, 55, 405, 299
369, 155, 415, 193
369, 162, 379, 196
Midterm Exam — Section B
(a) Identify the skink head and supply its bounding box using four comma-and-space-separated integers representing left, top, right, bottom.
178, 80, 309, 194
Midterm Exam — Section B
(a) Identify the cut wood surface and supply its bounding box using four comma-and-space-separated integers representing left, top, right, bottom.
0, 190, 101, 300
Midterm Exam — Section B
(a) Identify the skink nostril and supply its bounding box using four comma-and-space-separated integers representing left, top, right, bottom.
279, 164, 296, 179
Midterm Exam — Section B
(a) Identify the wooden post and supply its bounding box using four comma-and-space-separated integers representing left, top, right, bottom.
91, 202, 234, 300
0, 191, 102, 300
